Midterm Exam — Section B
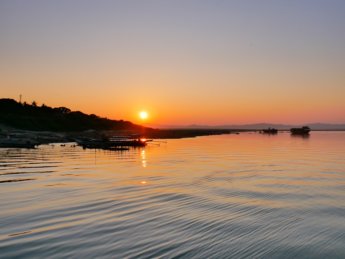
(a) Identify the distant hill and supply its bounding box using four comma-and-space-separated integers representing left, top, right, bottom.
0, 98, 144, 132
153, 123, 345, 131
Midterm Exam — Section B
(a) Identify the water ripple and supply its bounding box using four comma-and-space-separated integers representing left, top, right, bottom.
0, 133, 345, 258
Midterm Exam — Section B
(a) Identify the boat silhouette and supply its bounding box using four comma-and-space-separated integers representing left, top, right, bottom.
290, 126, 311, 135
262, 128, 278, 134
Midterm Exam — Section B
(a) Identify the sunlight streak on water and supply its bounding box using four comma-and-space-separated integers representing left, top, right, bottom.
0, 132, 344, 258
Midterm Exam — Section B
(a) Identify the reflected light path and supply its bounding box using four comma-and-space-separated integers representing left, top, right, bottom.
141, 149, 147, 168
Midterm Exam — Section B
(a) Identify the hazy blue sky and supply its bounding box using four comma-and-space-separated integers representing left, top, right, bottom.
1, 0, 344, 124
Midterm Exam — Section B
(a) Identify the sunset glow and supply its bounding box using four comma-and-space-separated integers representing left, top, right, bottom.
1, 1, 345, 257
1, 1, 344, 126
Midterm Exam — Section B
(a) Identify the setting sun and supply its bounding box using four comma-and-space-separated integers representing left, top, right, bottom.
139, 111, 149, 120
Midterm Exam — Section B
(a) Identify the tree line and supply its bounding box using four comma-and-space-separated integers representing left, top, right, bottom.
0, 98, 143, 132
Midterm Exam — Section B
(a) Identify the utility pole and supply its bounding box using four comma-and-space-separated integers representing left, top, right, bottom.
19, 94, 22, 104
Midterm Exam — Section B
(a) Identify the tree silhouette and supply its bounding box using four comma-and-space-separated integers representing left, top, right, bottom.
0, 98, 144, 132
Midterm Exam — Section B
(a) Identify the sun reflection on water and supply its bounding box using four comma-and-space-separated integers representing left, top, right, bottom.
140, 149, 147, 168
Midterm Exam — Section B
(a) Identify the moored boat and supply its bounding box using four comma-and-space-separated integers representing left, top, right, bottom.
290, 126, 311, 135
262, 128, 278, 134
76, 136, 150, 150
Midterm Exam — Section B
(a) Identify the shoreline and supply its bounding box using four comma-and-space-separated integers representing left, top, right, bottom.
1, 126, 345, 149
0, 127, 240, 149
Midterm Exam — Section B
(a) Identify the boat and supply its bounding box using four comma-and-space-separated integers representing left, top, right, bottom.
290, 126, 311, 135
76, 136, 150, 150
262, 128, 278, 134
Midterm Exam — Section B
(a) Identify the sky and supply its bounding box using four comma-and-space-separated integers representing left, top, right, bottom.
1, 0, 344, 126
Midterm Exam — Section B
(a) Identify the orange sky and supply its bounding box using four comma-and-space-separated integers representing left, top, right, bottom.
1, 1, 344, 126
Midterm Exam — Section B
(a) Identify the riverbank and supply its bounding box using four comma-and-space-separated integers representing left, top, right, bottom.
0, 126, 241, 149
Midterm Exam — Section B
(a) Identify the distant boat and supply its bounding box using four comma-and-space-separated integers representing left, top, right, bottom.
262, 128, 278, 134
290, 126, 311, 135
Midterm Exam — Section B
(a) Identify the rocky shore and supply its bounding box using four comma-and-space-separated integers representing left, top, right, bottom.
0, 126, 238, 149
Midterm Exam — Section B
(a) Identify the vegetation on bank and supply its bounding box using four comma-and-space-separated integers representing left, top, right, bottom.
0, 98, 144, 132
0, 98, 235, 141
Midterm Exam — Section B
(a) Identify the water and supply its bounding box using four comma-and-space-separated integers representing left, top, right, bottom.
0, 132, 344, 258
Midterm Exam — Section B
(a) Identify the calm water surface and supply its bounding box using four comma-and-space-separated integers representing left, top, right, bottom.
0, 132, 344, 258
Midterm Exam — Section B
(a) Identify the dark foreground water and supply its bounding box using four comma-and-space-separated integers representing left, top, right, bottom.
0, 132, 344, 258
